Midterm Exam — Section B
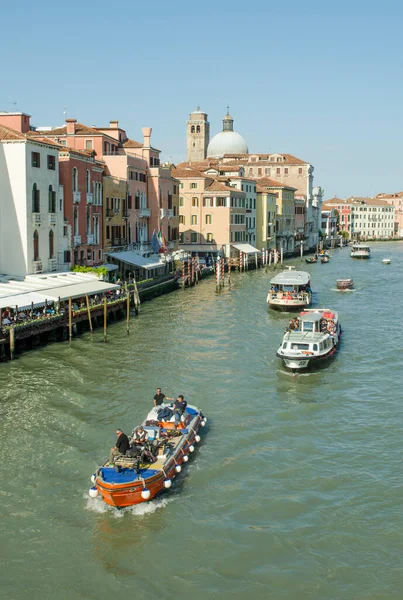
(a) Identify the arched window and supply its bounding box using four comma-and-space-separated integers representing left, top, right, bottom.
196, 125, 200, 133
86, 170, 91, 194
73, 207, 79, 236
49, 229, 54, 258
32, 184, 40, 213
48, 185, 56, 213
72, 167, 78, 192
191, 125, 195, 133
33, 230, 39, 261
86, 208, 91, 234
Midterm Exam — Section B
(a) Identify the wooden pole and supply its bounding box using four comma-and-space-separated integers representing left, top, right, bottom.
103, 296, 107, 342
255, 252, 258, 269
85, 293, 93, 333
68, 297, 72, 342
126, 284, 130, 335
10, 326, 15, 360
181, 260, 185, 290
215, 258, 220, 292
227, 258, 231, 286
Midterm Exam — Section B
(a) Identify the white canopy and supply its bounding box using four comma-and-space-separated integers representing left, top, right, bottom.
232, 244, 261, 254
105, 251, 165, 271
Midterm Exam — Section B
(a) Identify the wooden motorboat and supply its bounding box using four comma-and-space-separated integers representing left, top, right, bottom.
276, 308, 342, 371
336, 278, 354, 290
89, 403, 206, 508
267, 267, 312, 312
382, 258, 391, 264
305, 257, 317, 264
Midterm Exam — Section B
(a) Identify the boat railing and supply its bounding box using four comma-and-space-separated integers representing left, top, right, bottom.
269, 291, 310, 301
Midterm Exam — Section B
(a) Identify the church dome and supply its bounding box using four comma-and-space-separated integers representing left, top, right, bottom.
207, 110, 248, 158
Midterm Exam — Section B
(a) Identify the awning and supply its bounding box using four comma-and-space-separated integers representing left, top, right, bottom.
179, 245, 219, 253
105, 251, 165, 271
40, 281, 118, 301
0, 292, 49, 310
102, 264, 119, 272
231, 244, 261, 254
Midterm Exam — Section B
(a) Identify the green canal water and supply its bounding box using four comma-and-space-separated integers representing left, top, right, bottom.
1, 243, 403, 599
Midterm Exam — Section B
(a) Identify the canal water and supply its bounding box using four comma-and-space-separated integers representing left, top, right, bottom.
1, 243, 403, 600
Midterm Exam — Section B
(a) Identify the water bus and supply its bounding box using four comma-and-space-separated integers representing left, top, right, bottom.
351, 244, 371, 259
267, 267, 312, 312
276, 308, 342, 371
89, 403, 206, 508
336, 278, 354, 290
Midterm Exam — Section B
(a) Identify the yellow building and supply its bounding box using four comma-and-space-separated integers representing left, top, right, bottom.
258, 178, 296, 253
256, 184, 277, 251
103, 175, 128, 250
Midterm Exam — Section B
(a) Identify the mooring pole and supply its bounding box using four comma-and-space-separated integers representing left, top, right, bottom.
125, 284, 130, 335
85, 294, 93, 333
9, 326, 15, 360
68, 297, 72, 342
103, 296, 107, 343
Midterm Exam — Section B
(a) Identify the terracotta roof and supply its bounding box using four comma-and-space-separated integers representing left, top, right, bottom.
256, 184, 278, 195
257, 177, 297, 191
0, 124, 27, 141
222, 153, 309, 165
348, 197, 393, 207
33, 122, 105, 136
218, 165, 242, 172
205, 180, 245, 194
323, 197, 346, 204
122, 138, 143, 149
177, 160, 219, 170
171, 167, 208, 179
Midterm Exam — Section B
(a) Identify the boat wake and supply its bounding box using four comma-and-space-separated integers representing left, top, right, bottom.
85, 493, 174, 517
331, 287, 356, 292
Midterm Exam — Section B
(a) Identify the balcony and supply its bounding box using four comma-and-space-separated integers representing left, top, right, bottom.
111, 237, 127, 246
86, 193, 93, 205
106, 208, 116, 218
87, 234, 94, 245
32, 213, 41, 226
48, 213, 57, 225
48, 258, 58, 272
168, 208, 174, 218
32, 260, 43, 273
122, 209, 129, 219
73, 191, 81, 204
139, 208, 151, 218
73, 235, 81, 246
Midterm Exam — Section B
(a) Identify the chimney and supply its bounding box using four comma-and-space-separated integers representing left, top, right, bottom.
109, 120, 119, 128
142, 127, 152, 147
66, 118, 77, 135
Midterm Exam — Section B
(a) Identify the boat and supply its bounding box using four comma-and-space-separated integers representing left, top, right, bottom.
382, 258, 391, 264
318, 251, 330, 258
276, 308, 342, 371
305, 257, 317, 264
321, 256, 330, 263
351, 244, 371, 259
336, 278, 354, 290
267, 267, 312, 311
89, 403, 206, 508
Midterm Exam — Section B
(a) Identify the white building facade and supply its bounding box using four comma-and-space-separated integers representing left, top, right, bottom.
0, 130, 65, 276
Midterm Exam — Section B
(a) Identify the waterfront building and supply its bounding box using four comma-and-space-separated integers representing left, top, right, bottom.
322, 197, 352, 237
0, 118, 65, 276
256, 184, 277, 251
294, 198, 306, 252
102, 175, 128, 251
321, 208, 338, 242
257, 178, 296, 254
322, 196, 395, 240
375, 192, 403, 237
172, 167, 246, 258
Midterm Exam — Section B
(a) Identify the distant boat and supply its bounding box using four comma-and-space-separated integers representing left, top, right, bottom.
336, 278, 354, 290
382, 258, 391, 264
351, 244, 371, 259
321, 256, 330, 263
305, 257, 317, 264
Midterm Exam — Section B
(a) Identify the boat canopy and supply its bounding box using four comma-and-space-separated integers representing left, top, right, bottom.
299, 313, 322, 322
352, 244, 370, 249
270, 270, 310, 286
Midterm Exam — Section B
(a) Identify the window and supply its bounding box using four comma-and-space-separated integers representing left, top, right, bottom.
64, 250, 71, 263
180, 182, 184, 189
72, 167, 78, 192
192, 197, 198, 207
85, 140, 93, 151
179, 196, 184, 206
49, 230, 54, 259
276, 168, 281, 175
60, 140, 67, 146
48, 185, 56, 213
191, 215, 198, 225
265, 168, 270, 175
32, 184, 40, 213
33, 230, 39, 261
196, 125, 200, 133
73, 207, 79, 236
206, 233, 213, 242
106, 225, 110, 239
190, 182, 197, 189
298, 167, 303, 175
86, 209, 91, 234
179, 232, 184, 243
86, 170, 91, 194
191, 232, 198, 243
205, 214, 212, 225
284, 168, 289, 175
179, 215, 185, 224
31, 152, 40, 168
191, 125, 195, 133
47, 155, 56, 170
258, 168, 262, 176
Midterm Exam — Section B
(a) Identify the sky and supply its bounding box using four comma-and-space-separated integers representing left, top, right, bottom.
1, 0, 403, 198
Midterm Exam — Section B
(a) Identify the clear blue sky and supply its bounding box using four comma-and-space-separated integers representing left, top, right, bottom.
1, 0, 402, 198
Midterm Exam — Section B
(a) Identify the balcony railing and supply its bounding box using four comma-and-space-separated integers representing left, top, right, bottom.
87, 234, 94, 245
139, 208, 151, 218
111, 237, 127, 246
48, 258, 58, 272
73, 235, 81, 246
32, 260, 43, 273
86, 193, 93, 204
48, 213, 57, 225
32, 213, 41, 226
73, 192, 81, 204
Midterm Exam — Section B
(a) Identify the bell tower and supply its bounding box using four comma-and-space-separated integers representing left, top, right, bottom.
186, 106, 210, 162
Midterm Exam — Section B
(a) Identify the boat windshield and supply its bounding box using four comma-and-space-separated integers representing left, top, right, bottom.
282, 285, 296, 292
291, 343, 310, 350
302, 321, 315, 332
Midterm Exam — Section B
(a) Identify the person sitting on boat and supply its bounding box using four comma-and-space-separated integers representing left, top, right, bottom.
109, 429, 130, 464
173, 395, 187, 427
131, 425, 147, 445
153, 387, 174, 407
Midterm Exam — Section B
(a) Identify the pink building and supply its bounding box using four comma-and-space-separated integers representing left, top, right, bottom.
376, 192, 403, 237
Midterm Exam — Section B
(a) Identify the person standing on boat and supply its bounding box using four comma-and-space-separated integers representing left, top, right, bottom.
153, 388, 174, 407
173, 395, 187, 427
109, 429, 130, 464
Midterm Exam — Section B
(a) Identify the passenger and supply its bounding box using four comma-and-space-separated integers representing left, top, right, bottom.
153, 387, 174, 407
109, 429, 130, 464
173, 395, 187, 427
131, 425, 147, 445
